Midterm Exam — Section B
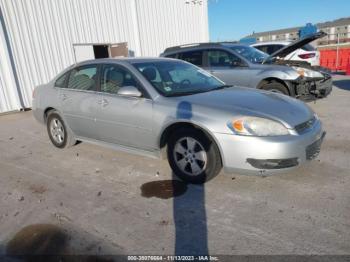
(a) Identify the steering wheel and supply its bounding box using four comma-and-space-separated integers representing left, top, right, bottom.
180, 79, 191, 85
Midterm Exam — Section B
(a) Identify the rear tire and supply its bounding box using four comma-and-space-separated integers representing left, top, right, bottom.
261, 82, 289, 95
46, 111, 76, 148
167, 128, 222, 184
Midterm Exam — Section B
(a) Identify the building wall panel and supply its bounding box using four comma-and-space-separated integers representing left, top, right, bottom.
0, 6, 21, 113
0, 0, 208, 112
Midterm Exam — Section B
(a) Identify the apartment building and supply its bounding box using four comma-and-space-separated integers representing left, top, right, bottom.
246, 17, 350, 46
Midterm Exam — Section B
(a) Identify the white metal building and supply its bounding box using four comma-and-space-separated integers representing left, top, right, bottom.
0, 0, 209, 113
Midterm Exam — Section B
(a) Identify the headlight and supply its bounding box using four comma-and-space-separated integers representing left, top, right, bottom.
229, 117, 289, 136
292, 66, 323, 78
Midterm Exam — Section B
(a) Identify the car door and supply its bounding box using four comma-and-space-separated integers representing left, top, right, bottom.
204, 49, 251, 87
95, 63, 154, 150
58, 64, 100, 139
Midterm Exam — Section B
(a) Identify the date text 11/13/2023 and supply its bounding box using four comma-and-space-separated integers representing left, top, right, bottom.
127, 255, 219, 261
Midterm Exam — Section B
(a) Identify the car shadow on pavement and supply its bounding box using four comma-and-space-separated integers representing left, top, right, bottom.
140, 178, 208, 255
172, 100, 209, 256
172, 175, 208, 256
333, 79, 350, 91
142, 100, 209, 256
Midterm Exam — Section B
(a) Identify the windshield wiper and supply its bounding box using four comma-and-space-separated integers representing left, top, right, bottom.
166, 91, 201, 97
166, 85, 233, 97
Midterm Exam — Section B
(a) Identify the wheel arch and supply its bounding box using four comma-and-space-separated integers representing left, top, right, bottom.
257, 77, 294, 96
159, 121, 223, 164
43, 107, 65, 123
43, 107, 56, 123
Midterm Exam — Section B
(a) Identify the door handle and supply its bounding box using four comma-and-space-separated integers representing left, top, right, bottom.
98, 99, 109, 107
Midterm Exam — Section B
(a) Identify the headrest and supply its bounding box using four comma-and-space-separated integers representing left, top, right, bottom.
70, 74, 93, 90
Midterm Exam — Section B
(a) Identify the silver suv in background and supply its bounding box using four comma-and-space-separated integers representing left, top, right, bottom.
161, 32, 332, 100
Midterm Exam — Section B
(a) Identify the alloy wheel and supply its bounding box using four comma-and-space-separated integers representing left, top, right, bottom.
173, 137, 207, 176
50, 118, 65, 144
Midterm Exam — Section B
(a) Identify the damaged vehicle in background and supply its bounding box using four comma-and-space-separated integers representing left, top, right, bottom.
161, 32, 332, 100
251, 40, 320, 66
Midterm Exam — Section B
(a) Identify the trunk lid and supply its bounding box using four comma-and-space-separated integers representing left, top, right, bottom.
264, 31, 326, 63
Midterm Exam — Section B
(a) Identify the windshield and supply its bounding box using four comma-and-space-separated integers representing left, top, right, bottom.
132, 61, 225, 97
228, 45, 269, 64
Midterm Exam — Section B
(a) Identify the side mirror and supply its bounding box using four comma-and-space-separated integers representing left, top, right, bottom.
117, 86, 142, 98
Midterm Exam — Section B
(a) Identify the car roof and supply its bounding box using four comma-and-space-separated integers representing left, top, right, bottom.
75, 57, 176, 67
162, 42, 244, 54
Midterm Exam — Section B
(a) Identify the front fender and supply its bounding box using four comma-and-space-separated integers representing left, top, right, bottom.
256, 67, 300, 82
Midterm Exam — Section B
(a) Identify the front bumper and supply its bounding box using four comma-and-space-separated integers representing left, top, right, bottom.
315, 74, 332, 98
213, 119, 325, 176
292, 74, 332, 101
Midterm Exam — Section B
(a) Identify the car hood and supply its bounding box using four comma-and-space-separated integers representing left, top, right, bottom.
264, 31, 326, 62
177, 87, 314, 128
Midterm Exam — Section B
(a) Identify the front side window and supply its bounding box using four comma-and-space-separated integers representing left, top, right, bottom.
254, 45, 269, 54
100, 64, 139, 94
67, 66, 97, 90
227, 45, 269, 64
133, 60, 224, 97
178, 51, 203, 66
207, 50, 242, 67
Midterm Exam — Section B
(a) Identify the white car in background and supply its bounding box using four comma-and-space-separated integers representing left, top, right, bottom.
252, 41, 320, 66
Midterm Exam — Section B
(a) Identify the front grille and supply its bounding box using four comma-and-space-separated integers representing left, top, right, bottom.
295, 116, 316, 134
306, 132, 326, 160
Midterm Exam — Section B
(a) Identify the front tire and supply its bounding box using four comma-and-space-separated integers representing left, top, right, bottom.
167, 128, 222, 184
46, 111, 76, 148
261, 82, 289, 95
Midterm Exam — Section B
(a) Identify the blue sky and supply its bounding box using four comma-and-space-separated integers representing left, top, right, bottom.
208, 0, 350, 41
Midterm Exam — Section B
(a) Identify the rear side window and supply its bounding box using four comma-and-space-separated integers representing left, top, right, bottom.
268, 45, 284, 54
164, 53, 178, 59
254, 44, 284, 54
54, 73, 68, 88
67, 66, 97, 91
254, 45, 269, 54
178, 51, 203, 66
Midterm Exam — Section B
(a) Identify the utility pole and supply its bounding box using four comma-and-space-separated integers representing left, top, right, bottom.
336, 33, 340, 72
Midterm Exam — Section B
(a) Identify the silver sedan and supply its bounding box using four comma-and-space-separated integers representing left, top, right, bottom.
33, 58, 325, 183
